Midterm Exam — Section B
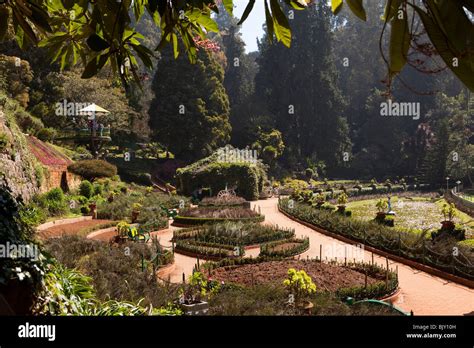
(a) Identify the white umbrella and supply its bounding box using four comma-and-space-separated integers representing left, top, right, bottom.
78, 103, 110, 120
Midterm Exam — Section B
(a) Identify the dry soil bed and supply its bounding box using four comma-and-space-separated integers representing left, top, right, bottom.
211, 260, 380, 292
38, 219, 115, 239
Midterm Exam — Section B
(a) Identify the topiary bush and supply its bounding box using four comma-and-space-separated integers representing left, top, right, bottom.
68, 160, 118, 181
79, 180, 94, 199
176, 146, 268, 201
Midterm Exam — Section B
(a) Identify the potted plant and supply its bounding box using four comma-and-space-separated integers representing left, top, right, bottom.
178, 272, 215, 315
336, 192, 348, 213
441, 203, 456, 231
313, 192, 326, 208
88, 201, 97, 219
131, 203, 142, 223
375, 199, 388, 220
283, 268, 316, 315
116, 221, 130, 239
370, 178, 377, 190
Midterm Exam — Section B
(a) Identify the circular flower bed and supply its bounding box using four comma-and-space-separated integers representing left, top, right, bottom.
208, 259, 398, 301
173, 206, 264, 226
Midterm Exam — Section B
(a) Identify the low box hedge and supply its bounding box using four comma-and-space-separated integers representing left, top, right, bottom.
260, 238, 310, 258
173, 214, 265, 226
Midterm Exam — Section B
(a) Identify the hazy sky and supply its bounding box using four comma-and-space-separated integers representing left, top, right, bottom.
234, 1, 266, 53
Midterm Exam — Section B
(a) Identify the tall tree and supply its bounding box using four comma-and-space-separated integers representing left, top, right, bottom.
148, 46, 231, 162
214, 4, 257, 147
255, 2, 351, 173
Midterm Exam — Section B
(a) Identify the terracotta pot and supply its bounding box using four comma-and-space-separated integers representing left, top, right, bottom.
131, 211, 140, 223
89, 203, 97, 219
441, 220, 455, 230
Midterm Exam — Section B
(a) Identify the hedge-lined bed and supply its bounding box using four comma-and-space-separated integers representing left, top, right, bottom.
174, 239, 236, 260
260, 238, 310, 258
198, 196, 249, 208
206, 258, 398, 302
172, 222, 296, 260
173, 206, 264, 226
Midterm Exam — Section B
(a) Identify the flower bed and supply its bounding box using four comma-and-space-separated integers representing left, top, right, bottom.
173, 206, 264, 226
207, 259, 398, 301
199, 196, 249, 208
260, 238, 310, 258
173, 222, 294, 246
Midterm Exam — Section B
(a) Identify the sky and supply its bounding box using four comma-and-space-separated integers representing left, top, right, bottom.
233, 1, 266, 53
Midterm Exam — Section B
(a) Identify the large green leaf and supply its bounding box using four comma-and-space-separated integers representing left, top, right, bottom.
389, 9, 410, 75
331, 0, 343, 15
426, 0, 473, 55
264, 0, 275, 44
270, 0, 292, 47
413, 5, 474, 91
346, 0, 366, 21
86, 34, 110, 52
237, 0, 255, 25
222, 0, 234, 16
382, 0, 402, 22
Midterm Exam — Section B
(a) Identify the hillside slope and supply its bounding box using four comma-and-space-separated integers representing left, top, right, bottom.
0, 93, 43, 201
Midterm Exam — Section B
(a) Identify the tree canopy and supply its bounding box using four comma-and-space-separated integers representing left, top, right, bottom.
0, 0, 472, 91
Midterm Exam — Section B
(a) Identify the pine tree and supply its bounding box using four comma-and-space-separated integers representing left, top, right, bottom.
255, 2, 350, 172
148, 46, 231, 162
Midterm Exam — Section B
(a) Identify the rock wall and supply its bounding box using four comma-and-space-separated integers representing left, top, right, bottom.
0, 107, 41, 202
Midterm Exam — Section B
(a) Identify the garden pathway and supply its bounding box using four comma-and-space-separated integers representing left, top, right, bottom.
255, 198, 474, 315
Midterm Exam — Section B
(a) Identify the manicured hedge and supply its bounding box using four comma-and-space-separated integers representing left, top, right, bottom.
68, 160, 117, 181
174, 239, 236, 259
176, 146, 268, 201
260, 238, 310, 258
173, 214, 265, 226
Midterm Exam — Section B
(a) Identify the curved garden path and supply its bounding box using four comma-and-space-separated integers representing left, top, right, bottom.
254, 198, 474, 316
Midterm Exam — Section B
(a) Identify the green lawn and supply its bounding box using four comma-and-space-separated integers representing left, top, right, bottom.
346, 196, 474, 237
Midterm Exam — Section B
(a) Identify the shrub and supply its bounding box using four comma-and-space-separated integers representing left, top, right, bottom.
0, 132, 8, 152
41, 188, 68, 216
36, 128, 57, 142
79, 180, 94, 199
80, 206, 90, 215
283, 268, 316, 304
19, 204, 47, 227
43, 236, 178, 310
93, 183, 104, 196
305, 168, 314, 180
68, 160, 118, 181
